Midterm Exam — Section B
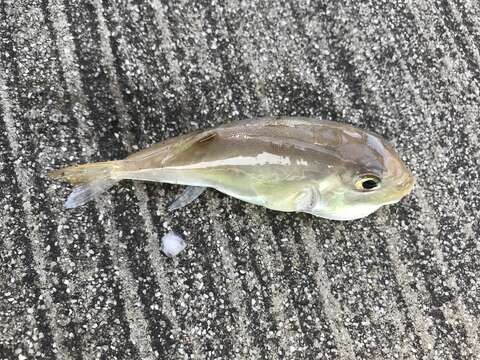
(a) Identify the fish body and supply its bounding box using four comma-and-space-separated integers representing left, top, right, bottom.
50, 117, 414, 220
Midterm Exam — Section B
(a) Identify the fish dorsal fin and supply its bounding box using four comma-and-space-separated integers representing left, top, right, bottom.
161, 131, 217, 163
127, 130, 217, 162
197, 132, 216, 143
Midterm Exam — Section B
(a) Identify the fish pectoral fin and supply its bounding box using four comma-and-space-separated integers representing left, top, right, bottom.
168, 186, 207, 211
294, 186, 319, 212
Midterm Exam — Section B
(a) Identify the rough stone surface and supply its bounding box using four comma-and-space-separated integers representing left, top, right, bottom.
1, 1, 479, 359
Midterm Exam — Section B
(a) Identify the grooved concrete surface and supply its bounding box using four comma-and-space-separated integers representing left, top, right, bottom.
1, 1, 479, 359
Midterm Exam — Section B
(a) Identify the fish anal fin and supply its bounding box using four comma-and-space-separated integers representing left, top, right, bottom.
168, 186, 206, 211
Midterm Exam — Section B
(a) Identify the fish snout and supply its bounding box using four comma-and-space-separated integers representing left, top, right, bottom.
396, 173, 415, 195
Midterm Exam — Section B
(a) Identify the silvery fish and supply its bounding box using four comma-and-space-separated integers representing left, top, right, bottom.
49, 117, 414, 220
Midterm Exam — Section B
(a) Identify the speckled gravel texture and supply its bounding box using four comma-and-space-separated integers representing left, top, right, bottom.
1, 1, 479, 359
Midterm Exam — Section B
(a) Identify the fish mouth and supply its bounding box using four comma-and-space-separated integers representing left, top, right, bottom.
377, 174, 415, 206
399, 173, 415, 195
406, 171, 416, 190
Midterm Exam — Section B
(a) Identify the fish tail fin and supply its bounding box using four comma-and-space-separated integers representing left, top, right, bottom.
48, 160, 124, 209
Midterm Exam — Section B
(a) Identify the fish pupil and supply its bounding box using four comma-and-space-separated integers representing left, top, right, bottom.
362, 179, 378, 190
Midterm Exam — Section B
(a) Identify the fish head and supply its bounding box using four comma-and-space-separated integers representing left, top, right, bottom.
309, 129, 415, 220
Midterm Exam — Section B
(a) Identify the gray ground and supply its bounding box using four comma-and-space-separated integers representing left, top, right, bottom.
0, 0, 479, 359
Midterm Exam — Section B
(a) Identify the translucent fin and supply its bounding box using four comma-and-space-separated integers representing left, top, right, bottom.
294, 186, 319, 212
168, 186, 206, 211
64, 179, 117, 209
127, 131, 217, 162
49, 160, 123, 208
49, 160, 122, 185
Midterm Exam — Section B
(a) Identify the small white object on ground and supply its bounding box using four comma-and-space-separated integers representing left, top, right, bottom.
161, 232, 186, 257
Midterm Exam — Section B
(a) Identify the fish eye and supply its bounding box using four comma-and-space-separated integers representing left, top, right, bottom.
355, 175, 381, 191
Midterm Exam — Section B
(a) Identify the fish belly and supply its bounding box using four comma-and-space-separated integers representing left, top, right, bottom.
114, 166, 304, 212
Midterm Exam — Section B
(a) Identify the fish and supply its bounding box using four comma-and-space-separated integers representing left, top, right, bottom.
49, 117, 414, 220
